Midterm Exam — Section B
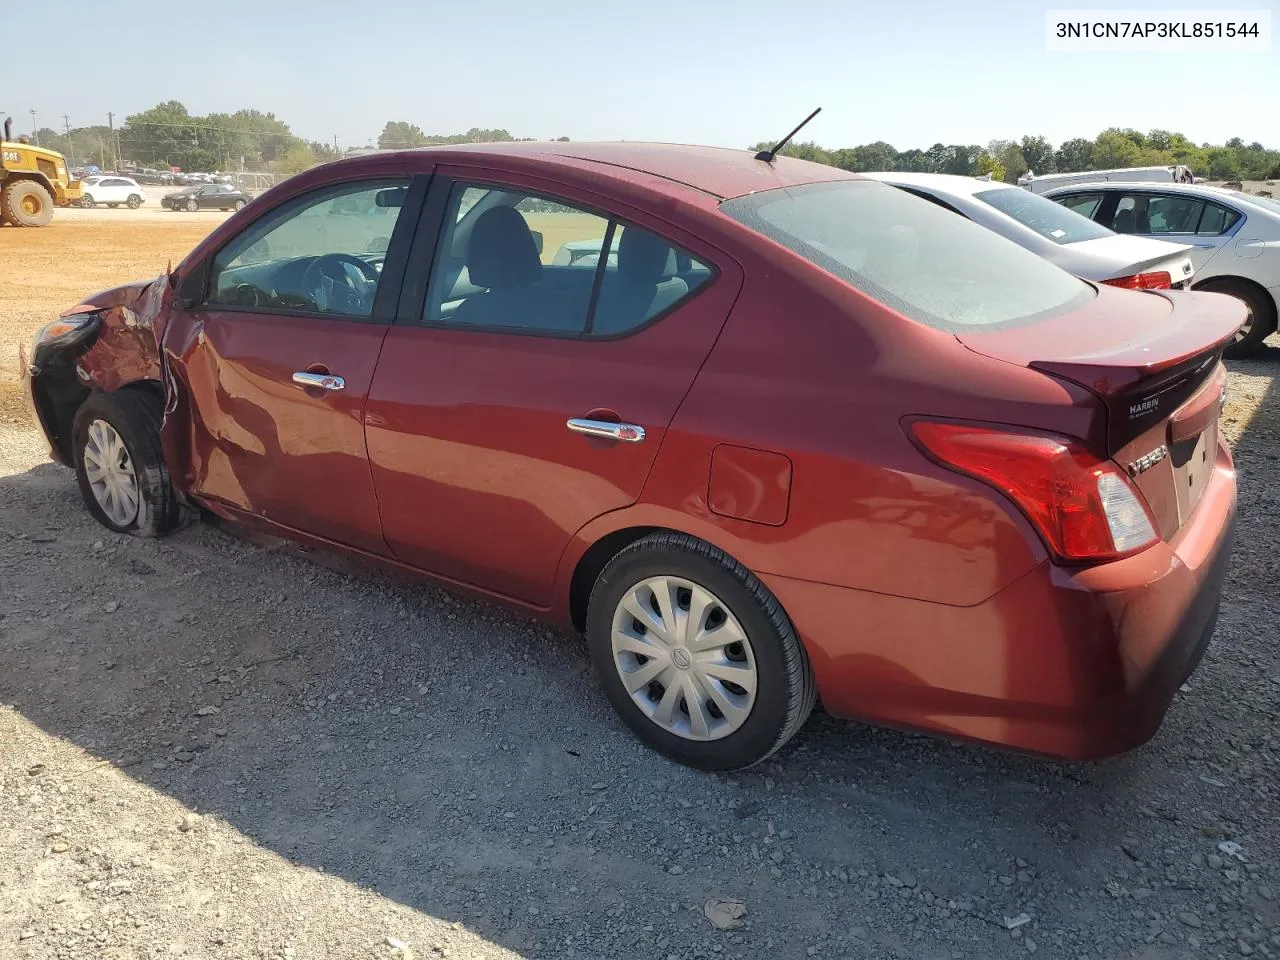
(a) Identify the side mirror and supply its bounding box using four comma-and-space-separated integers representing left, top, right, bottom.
530, 229, 544, 256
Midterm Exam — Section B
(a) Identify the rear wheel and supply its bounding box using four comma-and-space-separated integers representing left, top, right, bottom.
126, 194, 142, 209
233, 199, 246, 211
2, 179, 55, 226
1202, 279, 1276, 358
71, 391, 181, 538
585, 532, 816, 771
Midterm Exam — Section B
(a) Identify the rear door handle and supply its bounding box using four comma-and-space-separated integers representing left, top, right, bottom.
567, 418, 645, 442
292, 371, 345, 391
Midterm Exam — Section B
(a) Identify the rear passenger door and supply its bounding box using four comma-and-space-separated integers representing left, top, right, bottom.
364, 170, 742, 606
1101, 191, 1243, 271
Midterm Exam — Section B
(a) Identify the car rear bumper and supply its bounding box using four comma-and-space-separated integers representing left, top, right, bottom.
762, 438, 1237, 761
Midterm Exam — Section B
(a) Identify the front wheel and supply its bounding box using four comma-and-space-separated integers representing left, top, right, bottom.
585, 533, 816, 771
81, 194, 96, 209
186, 198, 198, 212
72, 390, 181, 538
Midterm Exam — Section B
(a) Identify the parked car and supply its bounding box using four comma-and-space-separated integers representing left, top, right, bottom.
79, 175, 145, 209
860, 172, 1196, 289
162, 183, 251, 212
20, 143, 1242, 771
1044, 182, 1280, 355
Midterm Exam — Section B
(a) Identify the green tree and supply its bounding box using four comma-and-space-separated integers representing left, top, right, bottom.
1092, 130, 1142, 169
1054, 137, 1094, 172
988, 140, 1028, 182
1019, 135, 1056, 174
976, 153, 1006, 182
852, 141, 898, 172
276, 144, 318, 174
378, 121, 430, 149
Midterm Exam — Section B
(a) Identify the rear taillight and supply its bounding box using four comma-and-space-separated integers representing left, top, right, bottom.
910, 421, 1158, 562
1102, 271, 1172, 290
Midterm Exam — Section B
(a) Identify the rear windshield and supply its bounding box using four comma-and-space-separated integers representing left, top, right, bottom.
720, 180, 1094, 332
974, 186, 1115, 245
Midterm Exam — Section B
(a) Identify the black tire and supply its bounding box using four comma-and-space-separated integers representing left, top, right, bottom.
1202, 279, 1277, 358
186, 198, 198, 212
233, 199, 246, 211
127, 194, 142, 209
82, 194, 96, 208
585, 532, 817, 771
71, 390, 181, 538
2, 179, 56, 226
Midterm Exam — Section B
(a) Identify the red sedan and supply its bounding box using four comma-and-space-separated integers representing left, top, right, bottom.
20, 142, 1241, 770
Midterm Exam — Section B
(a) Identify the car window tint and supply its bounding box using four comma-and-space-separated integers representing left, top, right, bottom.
207, 179, 410, 319
423, 182, 711, 336
720, 180, 1092, 333
975, 187, 1113, 244
1196, 203, 1241, 235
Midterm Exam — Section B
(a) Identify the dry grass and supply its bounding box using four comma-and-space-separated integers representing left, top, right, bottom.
0, 220, 219, 421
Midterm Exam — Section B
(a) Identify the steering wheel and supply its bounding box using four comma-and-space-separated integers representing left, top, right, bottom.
300, 253, 380, 314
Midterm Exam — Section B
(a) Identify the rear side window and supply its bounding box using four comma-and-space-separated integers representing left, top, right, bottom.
1054, 192, 1104, 219
975, 187, 1113, 244
720, 180, 1093, 332
1196, 202, 1242, 235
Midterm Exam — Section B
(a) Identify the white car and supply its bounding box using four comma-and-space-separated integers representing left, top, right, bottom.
861, 171, 1196, 289
80, 176, 145, 210
1044, 182, 1280, 356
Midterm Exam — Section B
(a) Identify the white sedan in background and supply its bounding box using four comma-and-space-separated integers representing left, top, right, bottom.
862, 172, 1196, 293
79, 176, 145, 210
1043, 182, 1280, 356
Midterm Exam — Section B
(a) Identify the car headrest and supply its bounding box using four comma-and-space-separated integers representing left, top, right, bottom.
467, 207, 542, 288
618, 227, 676, 284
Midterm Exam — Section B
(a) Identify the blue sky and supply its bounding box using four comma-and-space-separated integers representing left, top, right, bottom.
6, 0, 1277, 150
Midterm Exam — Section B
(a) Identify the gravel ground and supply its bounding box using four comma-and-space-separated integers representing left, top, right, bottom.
1, 334, 1278, 959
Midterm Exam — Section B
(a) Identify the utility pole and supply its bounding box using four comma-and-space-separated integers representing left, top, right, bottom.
63, 114, 72, 136
30, 109, 39, 145
333, 134, 339, 156
107, 111, 120, 170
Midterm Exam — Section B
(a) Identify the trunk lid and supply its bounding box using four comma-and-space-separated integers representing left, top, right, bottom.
1064, 235, 1197, 287
958, 286, 1243, 539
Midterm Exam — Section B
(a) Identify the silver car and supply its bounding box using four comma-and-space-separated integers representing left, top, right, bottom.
1043, 182, 1280, 357
861, 172, 1196, 295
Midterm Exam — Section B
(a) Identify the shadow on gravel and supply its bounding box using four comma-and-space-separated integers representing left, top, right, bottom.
2, 351, 1278, 960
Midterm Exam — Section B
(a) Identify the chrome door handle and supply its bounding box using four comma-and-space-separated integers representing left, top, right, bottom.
292, 371, 345, 391
567, 418, 646, 442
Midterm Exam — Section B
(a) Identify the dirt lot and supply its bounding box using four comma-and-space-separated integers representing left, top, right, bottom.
1, 216, 1279, 960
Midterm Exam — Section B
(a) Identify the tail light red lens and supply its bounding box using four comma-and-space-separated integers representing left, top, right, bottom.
910, 421, 1158, 562
1102, 271, 1172, 290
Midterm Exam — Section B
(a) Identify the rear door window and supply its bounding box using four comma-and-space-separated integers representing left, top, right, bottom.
974, 187, 1113, 244
720, 180, 1093, 332
1054, 192, 1104, 219
423, 181, 713, 337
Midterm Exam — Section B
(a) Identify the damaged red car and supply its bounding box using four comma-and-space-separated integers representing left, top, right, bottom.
20, 142, 1241, 771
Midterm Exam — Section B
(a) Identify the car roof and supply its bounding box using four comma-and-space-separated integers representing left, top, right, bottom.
1042, 182, 1241, 201
373, 141, 862, 201
859, 171, 1012, 198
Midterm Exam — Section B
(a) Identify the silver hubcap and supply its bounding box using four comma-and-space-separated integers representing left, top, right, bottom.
83, 419, 139, 527
610, 575, 758, 741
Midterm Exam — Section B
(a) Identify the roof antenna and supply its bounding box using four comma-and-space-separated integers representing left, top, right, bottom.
754, 107, 822, 163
